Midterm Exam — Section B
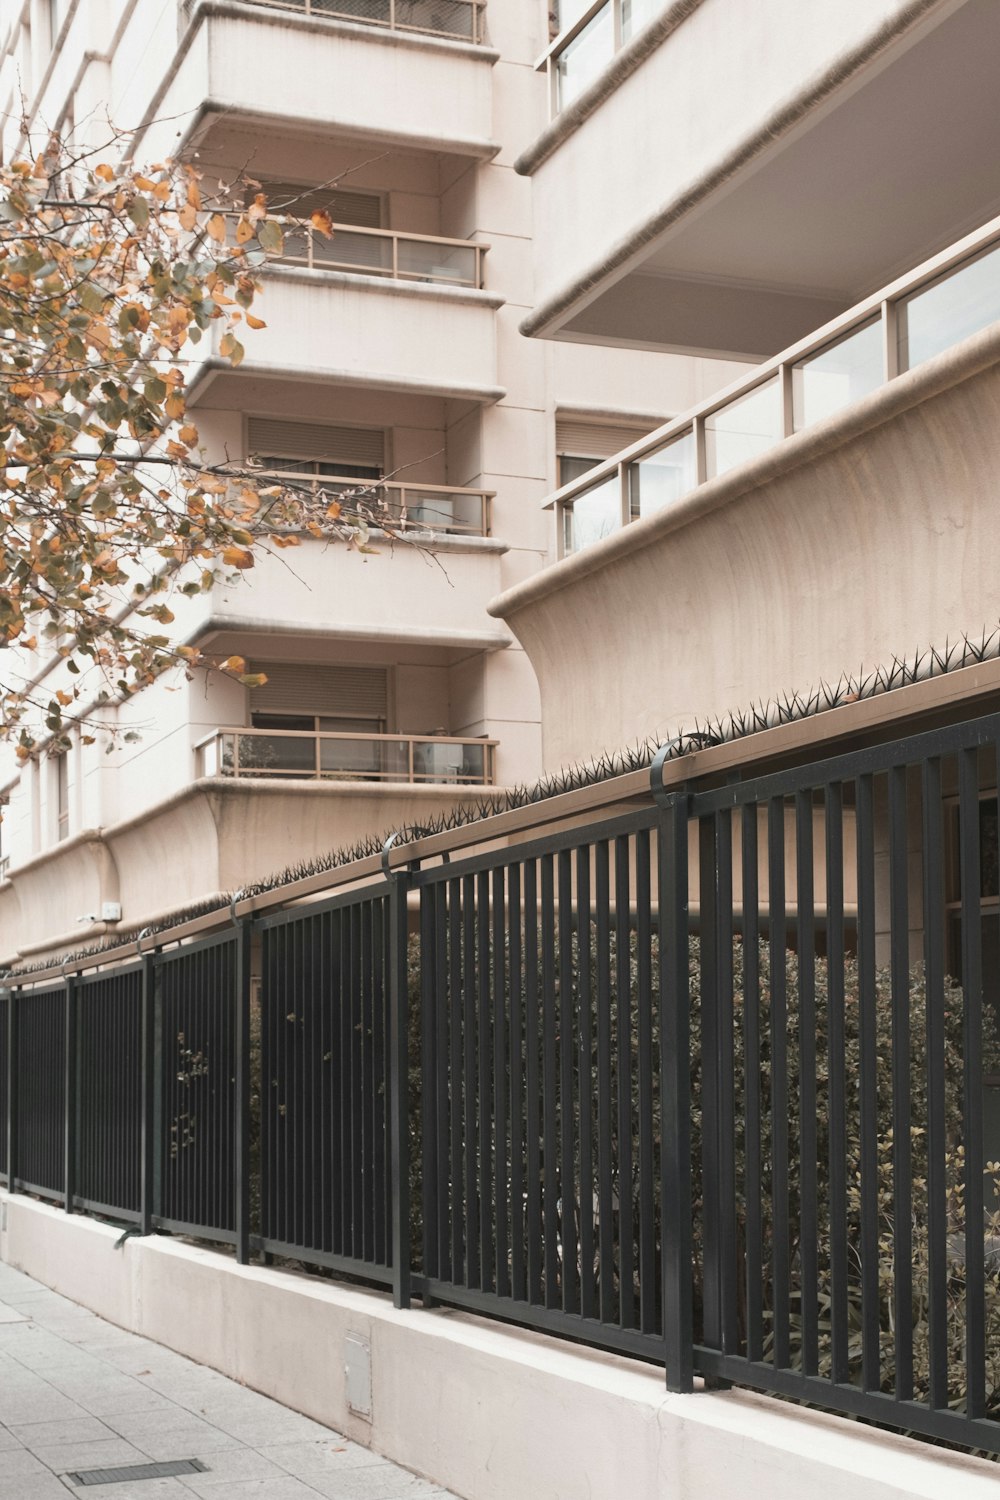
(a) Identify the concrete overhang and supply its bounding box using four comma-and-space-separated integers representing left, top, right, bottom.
521, 0, 1000, 358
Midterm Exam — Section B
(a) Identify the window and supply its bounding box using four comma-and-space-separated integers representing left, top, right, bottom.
251, 180, 383, 229
243, 664, 391, 779
556, 414, 662, 489
246, 417, 385, 482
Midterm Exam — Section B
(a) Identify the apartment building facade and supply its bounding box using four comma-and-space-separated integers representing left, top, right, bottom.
497, 0, 1000, 769
0, 0, 749, 964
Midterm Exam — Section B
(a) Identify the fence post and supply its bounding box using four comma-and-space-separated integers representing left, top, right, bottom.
384, 836, 412, 1309
5, 988, 16, 1196
697, 813, 722, 1359
140, 954, 155, 1236
234, 918, 253, 1266
652, 748, 694, 1393
63, 974, 78, 1214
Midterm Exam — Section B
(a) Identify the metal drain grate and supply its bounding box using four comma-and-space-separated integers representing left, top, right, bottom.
67, 1458, 209, 1486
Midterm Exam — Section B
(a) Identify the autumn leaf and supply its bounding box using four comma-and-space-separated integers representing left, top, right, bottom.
310, 209, 334, 238
221, 546, 254, 569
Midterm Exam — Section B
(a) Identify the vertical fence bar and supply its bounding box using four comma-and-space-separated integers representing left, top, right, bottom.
449, 879, 465, 1285
615, 835, 633, 1330
856, 773, 881, 1391
524, 859, 542, 1304
576, 845, 595, 1322
463, 872, 479, 1288
493, 866, 509, 1301
435, 884, 451, 1283
234, 921, 252, 1266
508, 863, 525, 1303
6, 988, 16, 1195
540, 854, 558, 1310
922, 756, 949, 1409
768, 796, 790, 1371
388, 859, 411, 1309
635, 829, 655, 1335
887, 764, 913, 1400
477, 869, 494, 1293
699, 814, 721, 1355
63, 975, 77, 1215
658, 788, 693, 1393
825, 782, 849, 1384
715, 809, 737, 1356
795, 789, 818, 1377
741, 806, 763, 1363
595, 841, 614, 1324
558, 849, 577, 1316
958, 747, 986, 1419
420, 888, 438, 1280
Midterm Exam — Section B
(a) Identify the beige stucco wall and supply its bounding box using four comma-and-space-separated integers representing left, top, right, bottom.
491, 323, 1000, 772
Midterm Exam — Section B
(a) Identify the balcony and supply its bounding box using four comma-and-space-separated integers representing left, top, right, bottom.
196, 728, 497, 784
221, 0, 486, 44
250, 215, 486, 291
542, 0, 659, 113
248, 469, 493, 537
554, 213, 1000, 555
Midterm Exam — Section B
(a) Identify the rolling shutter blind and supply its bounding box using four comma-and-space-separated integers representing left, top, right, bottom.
555, 417, 659, 459
249, 664, 389, 719
247, 418, 385, 469
254, 182, 383, 229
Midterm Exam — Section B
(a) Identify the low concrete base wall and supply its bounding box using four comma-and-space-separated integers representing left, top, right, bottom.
1, 1192, 995, 1500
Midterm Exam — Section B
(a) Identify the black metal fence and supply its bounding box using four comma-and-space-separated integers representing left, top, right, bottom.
5, 707, 1000, 1455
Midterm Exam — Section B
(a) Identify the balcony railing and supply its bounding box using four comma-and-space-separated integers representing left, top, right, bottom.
196, 728, 498, 784
541, 0, 660, 113
250, 215, 487, 290
243, 469, 493, 537
555, 211, 1000, 556
233, 0, 486, 44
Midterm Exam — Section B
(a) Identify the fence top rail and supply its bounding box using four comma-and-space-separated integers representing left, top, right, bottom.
12, 652, 1000, 989
256, 877, 390, 932
75, 961, 143, 988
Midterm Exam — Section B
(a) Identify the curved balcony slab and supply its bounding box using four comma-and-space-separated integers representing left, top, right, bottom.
489, 320, 1000, 768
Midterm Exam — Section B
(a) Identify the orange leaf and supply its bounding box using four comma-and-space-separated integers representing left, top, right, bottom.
221, 546, 254, 569
207, 213, 226, 243
310, 209, 334, 238
245, 313, 266, 330
94, 163, 114, 181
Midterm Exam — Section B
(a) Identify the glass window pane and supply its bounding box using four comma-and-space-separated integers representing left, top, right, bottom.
704, 377, 781, 479
628, 430, 695, 518
792, 319, 884, 432
396, 239, 477, 286
621, 0, 658, 42
556, 3, 614, 109
564, 472, 622, 553
415, 741, 480, 781
898, 242, 1000, 372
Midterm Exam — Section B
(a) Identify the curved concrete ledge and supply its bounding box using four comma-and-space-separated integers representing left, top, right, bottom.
515, 0, 706, 177
187, 356, 506, 407
264, 262, 505, 312
489, 321, 1000, 768
518, 0, 948, 340
188, 0, 501, 65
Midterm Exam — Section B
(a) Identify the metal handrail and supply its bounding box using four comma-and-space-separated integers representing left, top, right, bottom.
554, 208, 1000, 556
197, 727, 498, 785
230, 0, 486, 45
246, 213, 488, 290
243, 468, 493, 537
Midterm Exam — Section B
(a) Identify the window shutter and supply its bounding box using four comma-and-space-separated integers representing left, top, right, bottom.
253, 181, 383, 229
555, 416, 660, 459
249, 664, 389, 719
247, 418, 385, 470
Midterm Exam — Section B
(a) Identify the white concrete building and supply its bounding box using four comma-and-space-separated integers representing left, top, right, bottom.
0, 0, 746, 964
496, 0, 1000, 769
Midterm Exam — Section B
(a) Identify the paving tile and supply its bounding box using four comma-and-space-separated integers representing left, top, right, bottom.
0, 1472, 73, 1500
0, 1423, 22, 1451
8, 1414, 116, 1449
62, 1481, 195, 1499
0, 1307, 28, 1324
303, 1466, 446, 1500
198, 1406, 331, 1445
261, 1439, 385, 1476
28, 1435, 149, 1473
161, 1447, 289, 1485
0, 1445, 50, 1478
178, 1479, 329, 1500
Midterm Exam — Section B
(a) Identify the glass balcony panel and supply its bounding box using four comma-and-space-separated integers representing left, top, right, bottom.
312, 0, 393, 22
400, 488, 484, 533
395, 239, 478, 286
415, 741, 484, 782
704, 377, 782, 479
237, 734, 316, 775
556, 3, 614, 109
313, 228, 393, 275
897, 242, 1000, 372
628, 430, 696, 519
791, 318, 884, 432
319, 736, 408, 779
394, 0, 477, 38
564, 471, 623, 553
621, 0, 658, 42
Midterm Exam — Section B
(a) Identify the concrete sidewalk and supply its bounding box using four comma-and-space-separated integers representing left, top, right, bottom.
0, 1263, 457, 1500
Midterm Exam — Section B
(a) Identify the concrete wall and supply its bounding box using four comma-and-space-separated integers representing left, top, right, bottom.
1, 1193, 995, 1500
